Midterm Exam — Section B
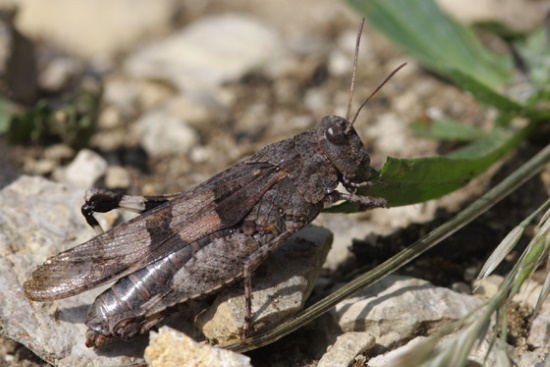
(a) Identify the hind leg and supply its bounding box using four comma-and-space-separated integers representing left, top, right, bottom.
81, 188, 182, 233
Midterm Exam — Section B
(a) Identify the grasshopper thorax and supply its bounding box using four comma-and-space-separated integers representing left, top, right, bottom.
316, 115, 373, 192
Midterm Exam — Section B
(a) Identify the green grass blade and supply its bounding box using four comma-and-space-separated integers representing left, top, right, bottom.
347, 0, 512, 88
410, 119, 489, 142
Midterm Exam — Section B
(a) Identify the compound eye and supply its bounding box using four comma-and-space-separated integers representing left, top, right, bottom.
325, 121, 348, 145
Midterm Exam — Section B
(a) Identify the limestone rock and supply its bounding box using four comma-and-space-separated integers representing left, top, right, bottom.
145, 327, 251, 367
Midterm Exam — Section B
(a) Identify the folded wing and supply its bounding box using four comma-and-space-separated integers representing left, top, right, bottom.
24, 162, 285, 301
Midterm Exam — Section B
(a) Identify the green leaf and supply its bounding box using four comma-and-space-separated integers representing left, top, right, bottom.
347, 0, 513, 88
410, 118, 489, 142
327, 121, 538, 211
442, 67, 525, 115
514, 28, 550, 96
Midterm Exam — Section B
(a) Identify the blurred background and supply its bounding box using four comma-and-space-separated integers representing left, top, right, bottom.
0, 0, 545, 194
0, 0, 548, 366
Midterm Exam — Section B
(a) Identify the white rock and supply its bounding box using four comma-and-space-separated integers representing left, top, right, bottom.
368, 323, 547, 367
44, 144, 74, 162
304, 87, 329, 113
368, 335, 494, 367
103, 78, 140, 117
530, 306, 550, 351
56, 149, 107, 188
145, 327, 251, 367
104, 165, 131, 189
164, 94, 225, 128
328, 49, 353, 77
367, 336, 429, 367
15, 0, 176, 60
436, 0, 547, 31
125, 13, 284, 92
97, 106, 123, 130
317, 213, 380, 270
510, 348, 548, 367
39, 56, 83, 91
196, 226, 333, 344
369, 200, 440, 234
0, 176, 144, 366
133, 109, 199, 156
317, 332, 375, 367
512, 277, 547, 308
506, 278, 550, 355
365, 112, 411, 157
332, 275, 482, 347
328, 29, 370, 77
473, 274, 504, 299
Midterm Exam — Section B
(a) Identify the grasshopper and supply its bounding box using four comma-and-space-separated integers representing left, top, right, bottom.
24, 19, 403, 347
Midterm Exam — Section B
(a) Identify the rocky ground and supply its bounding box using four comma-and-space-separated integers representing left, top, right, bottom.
0, 0, 549, 366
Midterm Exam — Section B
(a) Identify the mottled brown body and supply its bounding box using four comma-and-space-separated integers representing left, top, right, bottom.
23, 114, 387, 347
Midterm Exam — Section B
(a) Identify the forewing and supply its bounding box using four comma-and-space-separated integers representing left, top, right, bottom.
24, 162, 286, 301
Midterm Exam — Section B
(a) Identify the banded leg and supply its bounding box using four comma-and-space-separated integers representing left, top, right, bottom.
326, 190, 388, 211
82, 188, 182, 233
342, 166, 379, 190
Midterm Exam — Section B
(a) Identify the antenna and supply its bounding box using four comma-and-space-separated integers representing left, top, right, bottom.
345, 18, 407, 129
345, 18, 365, 122
350, 62, 407, 127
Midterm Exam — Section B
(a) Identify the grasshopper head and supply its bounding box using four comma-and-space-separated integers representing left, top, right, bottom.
317, 115, 374, 192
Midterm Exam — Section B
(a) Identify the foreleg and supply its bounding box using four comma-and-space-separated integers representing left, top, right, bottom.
326, 190, 388, 210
